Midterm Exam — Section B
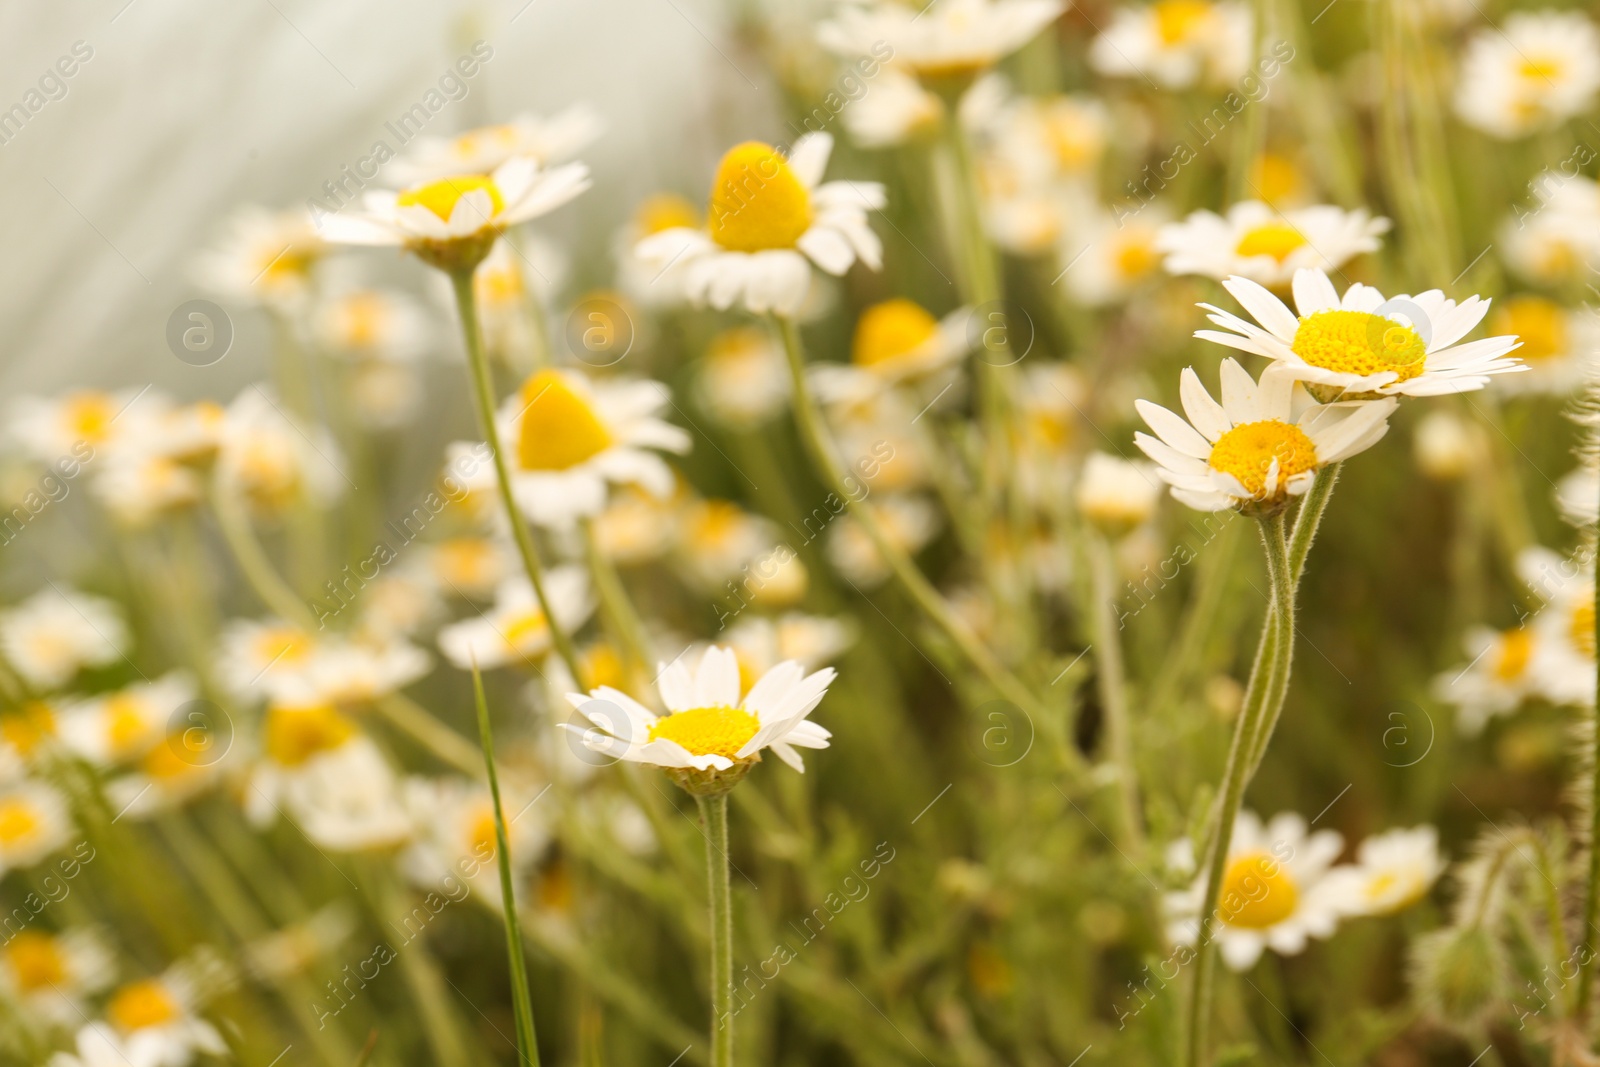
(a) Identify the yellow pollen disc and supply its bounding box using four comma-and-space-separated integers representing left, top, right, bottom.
0, 797, 39, 845
264, 705, 355, 767
434, 538, 497, 588
1, 702, 55, 756
707, 142, 812, 253
108, 979, 181, 1032
1235, 221, 1308, 264
502, 610, 550, 651
143, 733, 204, 782
5, 931, 66, 990
105, 695, 153, 759
1495, 628, 1534, 680
1571, 601, 1596, 660
852, 299, 941, 368
1043, 106, 1098, 170
635, 192, 701, 236
579, 643, 626, 692
1251, 153, 1304, 206
1218, 851, 1298, 929
1291, 310, 1428, 382
1520, 57, 1564, 81
648, 706, 760, 761
453, 124, 519, 158
65, 393, 116, 443
687, 500, 746, 550
1114, 236, 1159, 279
337, 292, 388, 349
396, 175, 505, 223
255, 627, 312, 667
1492, 295, 1567, 363
1153, 0, 1213, 44
469, 806, 500, 859
1208, 420, 1319, 499
515, 370, 613, 472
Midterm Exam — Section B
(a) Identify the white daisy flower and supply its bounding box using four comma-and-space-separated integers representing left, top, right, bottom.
57, 673, 198, 767
1432, 625, 1551, 733
395, 106, 603, 180
1523, 550, 1598, 708
987, 91, 1109, 188
0, 927, 114, 1028
1075, 452, 1162, 534
827, 495, 943, 586
313, 287, 431, 363
1320, 826, 1446, 917
1484, 296, 1600, 396
244, 702, 361, 826
635, 134, 884, 317
217, 387, 347, 513
96, 966, 227, 1067
315, 156, 591, 266
724, 614, 856, 680
694, 327, 791, 430
819, 0, 1065, 83
1413, 409, 1483, 482
193, 205, 325, 310
1155, 202, 1390, 288
1134, 359, 1396, 513
91, 449, 203, 528
461, 368, 690, 530
0, 778, 72, 876
436, 568, 594, 671
1195, 268, 1525, 401
676, 499, 781, 590
616, 193, 703, 308
425, 536, 513, 600
563, 645, 835, 794
296, 638, 432, 708
1057, 204, 1170, 306
353, 570, 444, 642
1454, 11, 1600, 140
1557, 465, 1598, 529
9, 388, 155, 468
839, 67, 943, 147
1501, 177, 1600, 286
216, 619, 320, 706
589, 482, 686, 566
1089, 0, 1252, 89
104, 730, 229, 821
279, 736, 411, 852
1165, 809, 1345, 971
0, 588, 128, 691
810, 298, 971, 404
400, 775, 549, 905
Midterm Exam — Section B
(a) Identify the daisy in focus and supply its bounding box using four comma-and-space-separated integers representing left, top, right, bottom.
634, 134, 884, 317
1089, 0, 1253, 89
1134, 359, 1396, 513
563, 645, 834, 794
1166, 809, 1345, 971
1454, 10, 1600, 139
1155, 202, 1390, 288
1196, 268, 1524, 401
818, 0, 1064, 86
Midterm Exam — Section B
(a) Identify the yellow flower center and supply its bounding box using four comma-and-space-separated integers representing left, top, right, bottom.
255, 627, 313, 667
1, 702, 55, 756
852, 299, 941, 368
1291, 310, 1428, 382
1218, 851, 1298, 929
0, 796, 40, 846
1495, 628, 1535, 680
434, 538, 498, 589
579, 643, 627, 692
396, 175, 505, 223
452, 123, 520, 158
1153, 0, 1213, 44
1114, 235, 1160, 280
264, 705, 355, 767
1235, 221, 1308, 264
336, 292, 388, 349
65, 393, 116, 444
502, 609, 551, 652
1251, 153, 1304, 206
686, 500, 747, 552
635, 192, 701, 236
105, 695, 154, 760
1571, 600, 1596, 660
515, 370, 613, 472
1492, 295, 1567, 363
707, 142, 813, 253
5, 931, 66, 990
143, 733, 207, 782
108, 979, 181, 1032
1043, 105, 1099, 170
648, 706, 760, 761
1208, 420, 1318, 499
469, 805, 500, 859
1520, 57, 1564, 81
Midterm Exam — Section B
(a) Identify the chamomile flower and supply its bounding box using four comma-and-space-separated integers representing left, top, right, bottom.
1433, 627, 1544, 731
0, 927, 113, 1027
0, 588, 128, 691
244, 702, 360, 825
1454, 11, 1600, 140
563, 645, 835, 794
1075, 452, 1162, 535
818, 0, 1065, 84
839, 67, 943, 147
1413, 409, 1484, 481
1134, 359, 1396, 513
216, 388, 347, 513
316, 156, 591, 270
105, 731, 228, 820
634, 134, 884, 317
694, 327, 791, 429
1484, 296, 1600, 396
987, 92, 1110, 188
426, 536, 512, 600
400, 776, 549, 904
827, 495, 943, 585
91, 449, 203, 527
811, 299, 970, 404
436, 568, 594, 671
1321, 826, 1446, 917
1165, 809, 1345, 971
617, 193, 703, 306
469, 368, 690, 530
98, 967, 227, 1067
0, 779, 71, 875
296, 638, 432, 708
590, 483, 685, 565
1155, 202, 1390, 288
1057, 204, 1170, 306
1090, 0, 1252, 89
1501, 177, 1600, 286
1524, 550, 1598, 706
280, 735, 411, 852
396, 106, 603, 179
193, 205, 325, 310
57, 673, 198, 767
1557, 465, 1598, 529
724, 614, 856, 679
1196, 268, 1525, 401
216, 619, 320, 706
313, 288, 431, 363
676, 499, 781, 589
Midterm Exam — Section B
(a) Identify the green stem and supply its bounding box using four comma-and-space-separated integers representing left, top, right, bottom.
449, 269, 586, 689
471, 663, 543, 1067
1087, 531, 1142, 851
698, 793, 735, 1067
774, 315, 1067, 758
1182, 512, 1296, 1067
208, 471, 318, 629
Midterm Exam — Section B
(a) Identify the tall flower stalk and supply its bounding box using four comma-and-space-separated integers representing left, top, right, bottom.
699, 793, 735, 1067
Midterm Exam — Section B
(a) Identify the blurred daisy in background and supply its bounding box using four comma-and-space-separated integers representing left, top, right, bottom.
0, 587, 127, 691
1197, 269, 1524, 401
811, 298, 970, 404
436, 568, 594, 671
0, 927, 114, 1028
1499, 176, 1600, 287
193, 205, 325, 310
1166, 809, 1345, 971
827, 495, 943, 585
839, 67, 943, 148
216, 388, 348, 514
694, 327, 791, 429
1135, 360, 1395, 512
1322, 826, 1446, 917
395, 105, 603, 179
723, 614, 855, 683
818, 0, 1064, 86
1090, 0, 1252, 89
1484, 296, 1600, 396
635, 134, 884, 317
0, 778, 72, 876
1057, 205, 1171, 306
57, 673, 198, 768
1075, 452, 1162, 536
589, 482, 685, 566
401, 775, 550, 905
1454, 10, 1600, 139
1156, 202, 1389, 288
96, 963, 227, 1067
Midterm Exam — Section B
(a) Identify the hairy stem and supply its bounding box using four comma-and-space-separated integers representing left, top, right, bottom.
699, 793, 735, 1067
